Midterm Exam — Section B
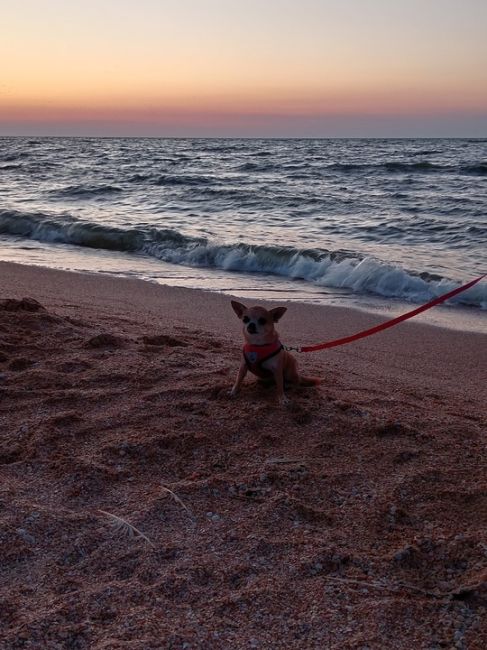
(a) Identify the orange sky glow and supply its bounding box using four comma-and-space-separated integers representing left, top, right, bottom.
2, 0, 486, 136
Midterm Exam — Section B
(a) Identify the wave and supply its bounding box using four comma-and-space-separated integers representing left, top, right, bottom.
130, 160, 487, 182
462, 163, 487, 176
384, 161, 442, 172
48, 184, 123, 199
409, 150, 442, 156
127, 173, 220, 186
0, 209, 142, 251
236, 162, 277, 172
325, 161, 436, 173
326, 161, 487, 176
0, 152, 30, 162
201, 143, 249, 153
128, 173, 154, 183
0, 208, 485, 309
0, 164, 23, 171
152, 174, 218, 186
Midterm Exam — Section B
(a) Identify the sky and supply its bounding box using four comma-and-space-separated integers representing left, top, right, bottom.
1, 0, 487, 137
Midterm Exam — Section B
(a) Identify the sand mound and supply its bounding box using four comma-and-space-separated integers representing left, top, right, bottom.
0, 297, 46, 312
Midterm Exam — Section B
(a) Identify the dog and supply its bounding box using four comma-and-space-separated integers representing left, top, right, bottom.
230, 301, 319, 404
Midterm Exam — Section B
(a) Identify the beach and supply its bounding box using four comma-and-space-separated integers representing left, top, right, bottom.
0, 260, 486, 648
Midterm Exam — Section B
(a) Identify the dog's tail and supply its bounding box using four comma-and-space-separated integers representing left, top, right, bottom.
298, 375, 321, 387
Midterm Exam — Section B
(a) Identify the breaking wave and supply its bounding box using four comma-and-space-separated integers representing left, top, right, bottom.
1, 208, 485, 309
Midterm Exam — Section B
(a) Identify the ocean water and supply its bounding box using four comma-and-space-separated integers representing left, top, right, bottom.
0, 137, 486, 331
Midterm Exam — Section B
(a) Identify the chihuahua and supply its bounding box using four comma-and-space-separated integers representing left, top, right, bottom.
230, 301, 319, 404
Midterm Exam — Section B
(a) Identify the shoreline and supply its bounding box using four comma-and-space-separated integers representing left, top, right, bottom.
1, 258, 486, 647
0, 237, 486, 336
1, 250, 486, 331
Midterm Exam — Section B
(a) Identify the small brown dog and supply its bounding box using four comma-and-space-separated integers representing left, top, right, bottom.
230, 301, 319, 404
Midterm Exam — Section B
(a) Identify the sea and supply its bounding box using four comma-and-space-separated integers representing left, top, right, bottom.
0, 137, 486, 332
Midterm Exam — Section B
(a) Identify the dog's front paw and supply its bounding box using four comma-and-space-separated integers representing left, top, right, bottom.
278, 394, 290, 407
228, 387, 239, 399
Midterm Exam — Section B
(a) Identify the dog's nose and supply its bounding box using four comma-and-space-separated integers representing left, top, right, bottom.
247, 322, 257, 334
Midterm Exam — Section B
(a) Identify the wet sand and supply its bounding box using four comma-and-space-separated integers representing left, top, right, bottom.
0, 260, 486, 648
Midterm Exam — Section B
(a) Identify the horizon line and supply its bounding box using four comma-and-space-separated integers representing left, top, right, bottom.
1, 134, 486, 140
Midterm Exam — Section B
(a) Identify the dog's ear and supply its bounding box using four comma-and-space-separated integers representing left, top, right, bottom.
231, 300, 248, 319
269, 307, 287, 322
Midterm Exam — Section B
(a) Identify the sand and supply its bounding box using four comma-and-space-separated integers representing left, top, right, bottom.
0, 260, 486, 649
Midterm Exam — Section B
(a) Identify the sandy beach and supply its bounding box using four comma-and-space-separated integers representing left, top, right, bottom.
1, 260, 486, 649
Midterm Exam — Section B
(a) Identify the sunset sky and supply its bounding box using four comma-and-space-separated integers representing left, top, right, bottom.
2, 0, 486, 137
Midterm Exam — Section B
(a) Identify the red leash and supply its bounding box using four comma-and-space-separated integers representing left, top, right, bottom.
285, 274, 485, 353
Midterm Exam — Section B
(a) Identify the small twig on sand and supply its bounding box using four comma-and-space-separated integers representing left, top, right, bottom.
98, 509, 155, 548
324, 575, 446, 599
265, 457, 306, 465
161, 484, 195, 521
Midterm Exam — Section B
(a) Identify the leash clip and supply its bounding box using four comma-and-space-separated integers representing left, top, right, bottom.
283, 345, 302, 353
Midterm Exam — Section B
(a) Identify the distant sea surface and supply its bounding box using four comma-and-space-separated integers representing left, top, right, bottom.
1, 137, 486, 331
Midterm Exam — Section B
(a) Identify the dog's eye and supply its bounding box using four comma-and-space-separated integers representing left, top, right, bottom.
243, 316, 250, 324
258, 317, 267, 326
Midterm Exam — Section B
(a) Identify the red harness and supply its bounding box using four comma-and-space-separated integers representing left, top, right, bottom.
243, 340, 283, 379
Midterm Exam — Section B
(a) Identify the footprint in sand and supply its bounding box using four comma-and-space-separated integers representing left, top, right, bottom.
393, 450, 420, 464
142, 334, 188, 347
373, 421, 416, 437
48, 411, 83, 427
8, 358, 35, 371
85, 333, 124, 348
56, 360, 92, 374
196, 338, 223, 350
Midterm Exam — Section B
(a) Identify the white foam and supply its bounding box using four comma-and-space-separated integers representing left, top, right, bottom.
1, 208, 485, 309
